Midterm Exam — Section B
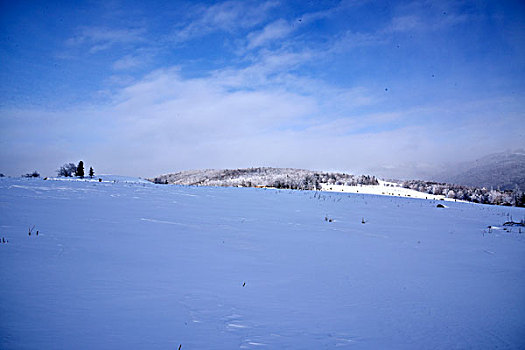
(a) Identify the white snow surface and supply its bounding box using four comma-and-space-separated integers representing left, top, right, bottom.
47, 174, 151, 184
1, 177, 524, 349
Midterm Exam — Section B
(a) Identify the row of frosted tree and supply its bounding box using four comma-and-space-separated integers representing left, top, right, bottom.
152, 167, 379, 191
400, 180, 525, 207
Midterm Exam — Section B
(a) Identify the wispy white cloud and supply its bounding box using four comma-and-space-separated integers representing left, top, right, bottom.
172, 0, 279, 43
111, 67, 317, 133
328, 30, 386, 54
387, 13, 469, 34
66, 26, 145, 53
294, 0, 371, 25
212, 48, 317, 89
112, 48, 156, 71
389, 15, 422, 32
113, 55, 143, 70
386, 0, 471, 34
246, 19, 294, 49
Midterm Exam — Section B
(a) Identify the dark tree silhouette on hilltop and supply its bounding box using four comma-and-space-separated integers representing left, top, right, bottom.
76, 161, 84, 178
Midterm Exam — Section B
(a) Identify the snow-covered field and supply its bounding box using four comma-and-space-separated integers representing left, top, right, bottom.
321, 180, 460, 202
1, 177, 524, 349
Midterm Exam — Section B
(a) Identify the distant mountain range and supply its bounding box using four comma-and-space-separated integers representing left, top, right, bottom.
435, 150, 525, 191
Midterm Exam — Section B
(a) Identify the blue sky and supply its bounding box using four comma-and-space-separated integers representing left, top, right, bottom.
1, 0, 524, 179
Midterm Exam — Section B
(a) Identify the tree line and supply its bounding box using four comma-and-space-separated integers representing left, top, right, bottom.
58, 161, 95, 179
400, 179, 525, 207
151, 167, 379, 191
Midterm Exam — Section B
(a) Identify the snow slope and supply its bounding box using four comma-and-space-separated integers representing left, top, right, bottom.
1, 177, 524, 349
321, 180, 462, 202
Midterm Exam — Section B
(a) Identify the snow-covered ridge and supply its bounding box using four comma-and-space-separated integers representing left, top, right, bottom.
150, 167, 525, 207
149, 167, 379, 190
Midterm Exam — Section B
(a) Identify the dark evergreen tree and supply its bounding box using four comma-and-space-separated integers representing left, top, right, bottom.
75, 161, 84, 178
89, 167, 94, 178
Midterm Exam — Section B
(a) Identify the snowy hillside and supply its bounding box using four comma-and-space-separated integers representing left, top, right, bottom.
150, 167, 524, 207
436, 150, 525, 191
321, 180, 464, 202
1, 177, 525, 349
150, 167, 379, 190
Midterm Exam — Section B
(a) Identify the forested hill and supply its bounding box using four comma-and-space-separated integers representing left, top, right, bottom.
149, 167, 525, 207
437, 150, 525, 191
149, 167, 379, 190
